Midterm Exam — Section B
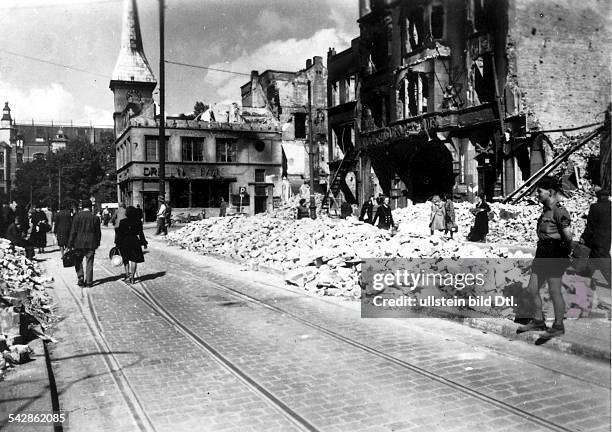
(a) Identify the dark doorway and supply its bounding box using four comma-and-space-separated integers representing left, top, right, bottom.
142, 192, 158, 222
409, 140, 455, 202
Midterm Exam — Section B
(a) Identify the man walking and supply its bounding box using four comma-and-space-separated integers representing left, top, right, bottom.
155, 196, 168, 235
68, 200, 101, 287
53, 203, 73, 258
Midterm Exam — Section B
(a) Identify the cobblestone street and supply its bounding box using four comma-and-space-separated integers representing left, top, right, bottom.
2, 227, 607, 432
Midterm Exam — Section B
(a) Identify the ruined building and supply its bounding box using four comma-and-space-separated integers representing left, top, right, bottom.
327, 0, 610, 204
241, 57, 329, 194
110, 0, 282, 219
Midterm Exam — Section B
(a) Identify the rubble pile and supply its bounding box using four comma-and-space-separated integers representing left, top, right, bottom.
393, 199, 590, 245
0, 239, 57, 379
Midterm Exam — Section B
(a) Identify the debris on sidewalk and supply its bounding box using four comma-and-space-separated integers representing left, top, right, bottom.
0, 239, 58, 379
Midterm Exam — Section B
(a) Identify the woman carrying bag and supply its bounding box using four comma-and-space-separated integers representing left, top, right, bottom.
115, 206, 148, 284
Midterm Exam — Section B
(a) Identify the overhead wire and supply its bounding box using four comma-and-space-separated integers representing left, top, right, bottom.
0, 48, 108, 78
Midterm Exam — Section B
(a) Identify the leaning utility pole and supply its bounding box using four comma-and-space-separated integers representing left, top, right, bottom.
158, 0, 166, 199
307, 80, 317, 219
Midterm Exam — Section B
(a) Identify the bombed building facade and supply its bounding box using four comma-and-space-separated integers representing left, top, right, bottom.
110, 0, 283, 220
241, 58, 329, 194
327, 0, 611, 205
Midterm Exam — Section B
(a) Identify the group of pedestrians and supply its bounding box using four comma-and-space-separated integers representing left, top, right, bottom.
359, 195, 396, 231
0, 200, 50, 259
428, 194, 459, 239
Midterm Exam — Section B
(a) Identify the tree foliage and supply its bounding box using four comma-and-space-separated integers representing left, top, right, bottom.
14, 136, 116, 210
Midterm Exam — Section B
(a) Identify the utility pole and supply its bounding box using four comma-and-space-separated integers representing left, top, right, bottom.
158, 0, 166, 199
307, 80, 317, 219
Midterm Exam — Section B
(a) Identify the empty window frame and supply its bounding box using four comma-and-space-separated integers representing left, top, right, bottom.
430, 4, 445, 39
181, 137, 204, 162
294, 113, 307, 139
216, 138, 237, 162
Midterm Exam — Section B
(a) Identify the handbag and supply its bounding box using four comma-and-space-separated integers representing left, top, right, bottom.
109, 246, 123, 267
62, 250, 77, 268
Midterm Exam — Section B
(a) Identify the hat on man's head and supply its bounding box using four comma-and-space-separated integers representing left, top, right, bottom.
82, 199, 92, 209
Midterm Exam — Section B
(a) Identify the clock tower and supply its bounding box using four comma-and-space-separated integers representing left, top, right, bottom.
109, 0, 157, 138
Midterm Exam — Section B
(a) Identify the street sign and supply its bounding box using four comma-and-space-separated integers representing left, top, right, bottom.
239, 186, 246, 197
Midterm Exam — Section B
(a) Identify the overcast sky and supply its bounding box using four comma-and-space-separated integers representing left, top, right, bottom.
0, 0, 357, 126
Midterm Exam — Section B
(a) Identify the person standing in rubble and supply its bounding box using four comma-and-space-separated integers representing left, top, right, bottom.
518, 176, 572, 337
580, 188, 611, 285
53, 202, 73, 258
296, 198, 310, 220
219, 197, 227, 217
443, 193, 457, 239
372, 196, 395, 231
359, 195, 375, 224
115, 206, 148, 284
429, 195, 446, 235
467, 193, 490, 242
155, 197, 169, 235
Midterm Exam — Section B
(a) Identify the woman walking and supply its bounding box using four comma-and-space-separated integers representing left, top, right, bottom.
443, 193, 456, 239
30, 207, 49, 253
429, 195, 446, 235
467, 193, 491, 242
115, 206, 148, 284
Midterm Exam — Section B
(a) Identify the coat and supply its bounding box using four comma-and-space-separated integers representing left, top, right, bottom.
0, 205, 15, 237
359, 201, 374, 223
581, 200, 611, 258
116, 217, 147, 264
29, 210, 49, 248
373, 205, 394, 230
468, 200, 490, 241
53, 210, 73, 247
429, 201, 446, 231
68, 209, 101, 250
444, 200, 456, 230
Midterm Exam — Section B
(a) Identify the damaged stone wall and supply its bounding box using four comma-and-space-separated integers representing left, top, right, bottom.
507, 0, 611, 131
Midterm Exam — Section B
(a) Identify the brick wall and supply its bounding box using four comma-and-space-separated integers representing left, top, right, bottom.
507, 0, 611, 132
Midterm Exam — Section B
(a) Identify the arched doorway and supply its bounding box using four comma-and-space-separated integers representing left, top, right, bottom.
409, 139, 454, 202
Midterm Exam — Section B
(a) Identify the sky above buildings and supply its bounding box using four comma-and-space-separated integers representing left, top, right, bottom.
0, 0, 357, 126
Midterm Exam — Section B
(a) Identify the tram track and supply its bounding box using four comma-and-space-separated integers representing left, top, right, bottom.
96, 264, 319, 432
128, 261, 582, 432
57, 269, 157, 432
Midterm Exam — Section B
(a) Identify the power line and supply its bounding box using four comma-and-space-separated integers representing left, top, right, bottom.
0, 48, 108, 78
165, 60, 251, 76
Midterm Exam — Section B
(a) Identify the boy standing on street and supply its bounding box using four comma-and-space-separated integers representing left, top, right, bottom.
518, 176, 573, 337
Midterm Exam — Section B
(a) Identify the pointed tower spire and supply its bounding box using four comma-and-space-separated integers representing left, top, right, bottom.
111, 0, 156, 83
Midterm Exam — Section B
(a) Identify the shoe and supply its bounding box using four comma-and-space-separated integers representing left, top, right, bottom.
545, 323, 565, 337
516, 319, 547, 334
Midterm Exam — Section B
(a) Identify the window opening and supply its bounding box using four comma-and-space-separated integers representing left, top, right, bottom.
216, 138, 237, 162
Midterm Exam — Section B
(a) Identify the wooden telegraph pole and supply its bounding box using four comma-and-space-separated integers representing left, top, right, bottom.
158, 0, 166, 199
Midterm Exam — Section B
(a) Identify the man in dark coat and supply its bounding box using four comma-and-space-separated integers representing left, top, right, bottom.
53, 204, 73, 258
68, 200, 101, 287
581, 189, 611, 285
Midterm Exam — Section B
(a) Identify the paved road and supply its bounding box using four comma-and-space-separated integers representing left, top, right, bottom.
35, 227, 610, 432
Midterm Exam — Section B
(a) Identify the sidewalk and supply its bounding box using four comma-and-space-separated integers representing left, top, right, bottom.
146, 231, 611, 362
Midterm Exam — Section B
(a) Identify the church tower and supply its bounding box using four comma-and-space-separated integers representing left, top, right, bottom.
109, 0, 157, 137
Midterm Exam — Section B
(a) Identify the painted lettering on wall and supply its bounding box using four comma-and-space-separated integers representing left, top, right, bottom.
142, 166, 220, 178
